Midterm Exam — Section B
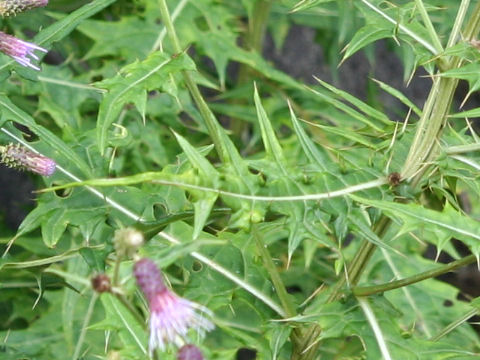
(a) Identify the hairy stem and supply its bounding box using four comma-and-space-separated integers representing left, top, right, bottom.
353, 254, 477, 296
403, 1, 480, 181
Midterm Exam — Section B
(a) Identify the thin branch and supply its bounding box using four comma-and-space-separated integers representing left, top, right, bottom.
353, 254, 477, 296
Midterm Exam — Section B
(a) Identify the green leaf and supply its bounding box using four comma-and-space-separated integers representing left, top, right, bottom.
254, 85, 287, 168
96, 52, 196, 155
173, 131, 220, 239
0, 95, 92, 176
289, 103, 332, 171
372, 78, 422, 117
291, 0, 336, 13
351, 195, 480, 256
95, 293, 148, 358
342, 25, 392, 62
439, 62, 480, 106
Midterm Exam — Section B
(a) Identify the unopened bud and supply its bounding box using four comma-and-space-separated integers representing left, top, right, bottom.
114, 227, 144, 258
0, 143, 56, 176
91, 274, 111, 293
177, 345, 204, 360
0, 0, 48, 17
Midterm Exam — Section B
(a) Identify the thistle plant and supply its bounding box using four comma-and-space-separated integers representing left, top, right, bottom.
2, 1, 480, 359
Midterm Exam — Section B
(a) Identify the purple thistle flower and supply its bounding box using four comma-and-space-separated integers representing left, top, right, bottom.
0, 31, 46, 70
134, 258, 214, 354
177, 344, 204, 360
0, 143, 56, 176
0, 0, 48, 17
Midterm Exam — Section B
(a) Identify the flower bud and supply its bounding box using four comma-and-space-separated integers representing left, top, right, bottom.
114, 227, 144, 258
91, 274, 111, 293
0, 143, 56, 176
0, 0, 48, 17
177, 344, 204, 360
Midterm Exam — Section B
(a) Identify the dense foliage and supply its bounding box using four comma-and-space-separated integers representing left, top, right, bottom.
1, 0, 480, 359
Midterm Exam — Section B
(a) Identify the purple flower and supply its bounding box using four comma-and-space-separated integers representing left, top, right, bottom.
0, 31, 46, 70
177, 344, 204, 360
134, 258, 214, 354
0, 0, 48, 16
0, 143, 56, 176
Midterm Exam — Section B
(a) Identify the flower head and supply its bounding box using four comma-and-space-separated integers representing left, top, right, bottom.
0, 0, 48, 17
0, 143, 56, 176
0, 31, 46, 70
177, 344, 204, 360
133, 258, 214, 354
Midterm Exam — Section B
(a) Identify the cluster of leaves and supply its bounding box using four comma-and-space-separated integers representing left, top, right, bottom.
1, 0, 480, 359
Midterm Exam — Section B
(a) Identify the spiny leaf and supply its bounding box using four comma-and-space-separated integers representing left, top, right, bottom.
439, 62, 480, 107
289, 103, 332, 171
342, 26, 392, 63
351, 195, 480, 256
96, 52, 195, 155
315, 77, 391, 126
372, 78, 422, 117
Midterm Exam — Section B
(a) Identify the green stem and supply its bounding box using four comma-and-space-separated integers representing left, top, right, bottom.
327, 216, 391, 302
296, 217, 390, 359
253, 228, 296, 318
353, 254, 477, 296
72, 292, 98, 360
233, 0, 274, 136
446, 0, 471, 50
252, 228, 304, 357
158, 0, 228, 163
112, 255, 122, 286
430, 308, 479, 341
403, 0, 480, 182
247, 0, 274, 52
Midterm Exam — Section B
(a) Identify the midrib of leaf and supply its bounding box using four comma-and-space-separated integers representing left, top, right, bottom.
51, 174, 387, 202
359, 0, 438, 55
109, 295, 147, 355
357, 297, 393, 360
351, 195, 480, 242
